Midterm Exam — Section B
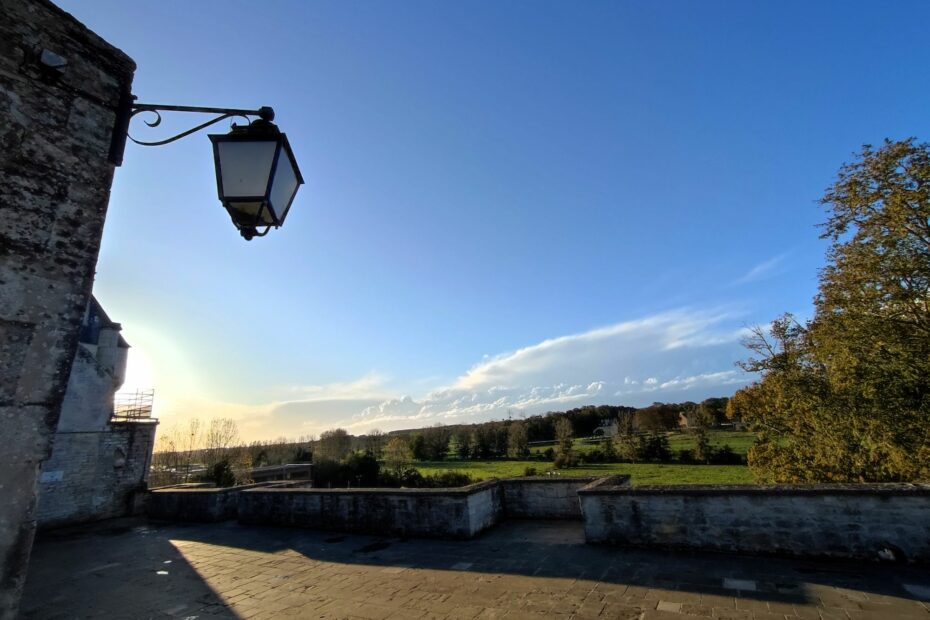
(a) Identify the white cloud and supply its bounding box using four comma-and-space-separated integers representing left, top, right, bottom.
160, 308, 755, 439
286, 372, 389, 399
733, 253, 790, 285
333, 308, 753, 432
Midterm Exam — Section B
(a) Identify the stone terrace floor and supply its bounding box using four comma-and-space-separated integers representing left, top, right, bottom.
21, 518, 930, 620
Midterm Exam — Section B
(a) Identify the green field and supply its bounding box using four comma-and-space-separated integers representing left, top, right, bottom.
415, 460, 755, 486
528, 430, 758, 456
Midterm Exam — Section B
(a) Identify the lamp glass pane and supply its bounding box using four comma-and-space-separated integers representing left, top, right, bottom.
216, 140, 277, 198
227, 201, 275, 225
268, 149, 300, 221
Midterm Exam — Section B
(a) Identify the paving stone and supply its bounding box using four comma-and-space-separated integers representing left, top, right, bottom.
712, 608, 754, 620
680, 603, 714, 616
18, 518, 930, 620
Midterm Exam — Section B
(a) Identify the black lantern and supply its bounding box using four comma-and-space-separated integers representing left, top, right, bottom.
109, 98, 307, 241
209, 113, 304, 240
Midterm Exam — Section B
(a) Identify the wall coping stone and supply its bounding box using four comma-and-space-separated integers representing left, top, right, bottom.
241, 479, 502, 497
577, 475, 632, 493
150, 482, 277, 494
579, 482, 930, 496
504, 476, 599, 483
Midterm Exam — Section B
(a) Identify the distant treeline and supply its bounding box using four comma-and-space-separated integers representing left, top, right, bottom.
150, 397, 736, 487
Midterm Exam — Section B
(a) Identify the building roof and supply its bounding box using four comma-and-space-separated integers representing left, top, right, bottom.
79, 296, 129, 348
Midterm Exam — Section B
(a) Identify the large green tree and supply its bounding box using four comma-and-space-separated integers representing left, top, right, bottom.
733, 139, 930, 482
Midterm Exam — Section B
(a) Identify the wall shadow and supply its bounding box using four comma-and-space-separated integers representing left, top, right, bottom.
21, 518, 240, 619
158, 517, 930, 609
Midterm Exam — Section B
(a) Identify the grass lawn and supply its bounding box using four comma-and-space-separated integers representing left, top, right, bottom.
665, 430, 758, 455
528, 430, 758, 456
415, 460, 755, 486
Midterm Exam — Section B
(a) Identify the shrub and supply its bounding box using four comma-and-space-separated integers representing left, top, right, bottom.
677, 449, 696, 464
421, 471, 474, 488
709, 445, 744, 465
344, 451, 381, 486
311, 457, 347, 488
207, 460, 236, 487
542, 447, 555, 461
637, 432, 672, 462
377, 468, 473, 488
523, 467, 538, 476
553, 451, 578, 469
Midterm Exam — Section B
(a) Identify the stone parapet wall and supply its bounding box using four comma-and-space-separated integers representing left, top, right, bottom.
148, 482, 278, 522
36, 421, 157, 529
579, 483, 930, 562
150, 477, 595, 538
501, 476, 600, 519
237, 481, 505, 539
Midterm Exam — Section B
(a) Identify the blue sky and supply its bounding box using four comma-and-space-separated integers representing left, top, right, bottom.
60, 0, 930, 440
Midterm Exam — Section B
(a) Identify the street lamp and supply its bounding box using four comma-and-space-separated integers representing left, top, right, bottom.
209, 115, 303, 240
109, 95, 305, 240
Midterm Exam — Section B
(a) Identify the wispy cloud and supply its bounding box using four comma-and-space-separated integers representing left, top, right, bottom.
733, 253, 790, 285
286, 372, 390, 399
155, 307, 755, 439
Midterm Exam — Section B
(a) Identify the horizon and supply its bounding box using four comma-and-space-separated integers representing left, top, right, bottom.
56, 0, 930, 441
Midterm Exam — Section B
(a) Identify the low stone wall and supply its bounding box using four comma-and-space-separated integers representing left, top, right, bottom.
148, 483, 274, 522
501, 477, 600, 519
579, 482, 930, 562
246, 481, 506, 538
238, 480, 504, 538
148, 477, 628, 536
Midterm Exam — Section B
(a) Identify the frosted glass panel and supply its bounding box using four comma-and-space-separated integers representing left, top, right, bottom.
269, 150, 300, 220
217, 141, 277, 197
228, 201, 274, 225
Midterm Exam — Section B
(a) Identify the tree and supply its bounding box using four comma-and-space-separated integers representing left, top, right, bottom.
470, 423, 505, 459
150, 424, 183, 487
232, 450, 253, 485
634, 403, 681, 432
452, 432, 471, 459
699, 397, 729, 426
409, 433, 427, 460
317, 428, 352, 462
553, 417, 576, 468
383, 436, 413, 474
182, 418, 202, 482
507, 421, 529, 458
203, 418, 240, 469
363, 429, 386, 458
734, 139, 930, 482
422, 425, 452, 460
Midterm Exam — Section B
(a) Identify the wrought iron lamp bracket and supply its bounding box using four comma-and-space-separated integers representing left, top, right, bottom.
108, 92, 274, 165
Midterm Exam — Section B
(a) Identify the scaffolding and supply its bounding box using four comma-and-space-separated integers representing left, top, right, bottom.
112, 389, 155, 421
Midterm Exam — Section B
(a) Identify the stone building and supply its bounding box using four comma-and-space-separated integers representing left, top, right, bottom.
36, 297, 157, 529
0, 1, 136, 615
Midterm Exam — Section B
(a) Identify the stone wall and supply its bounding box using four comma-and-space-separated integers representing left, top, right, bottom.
158, 477, 602, 538
579, 482, 930, 562
36, 421, 157, 529
55, 346, 116, 433
501, 476, 598, 519
0, 1, 134, 615
148, 483, 278, 523
237, 481, 505, 539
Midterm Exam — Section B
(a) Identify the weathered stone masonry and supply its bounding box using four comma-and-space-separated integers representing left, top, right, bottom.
0, 1, 134, 616
151, 477, 601, 538
36, 422, 156, 528
578, 480, 930, 562
36, 298, 157, 529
